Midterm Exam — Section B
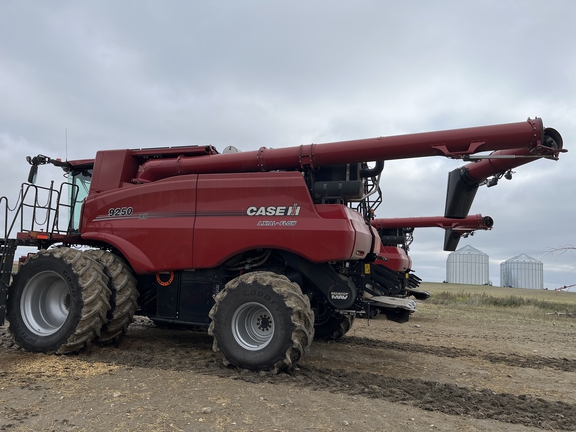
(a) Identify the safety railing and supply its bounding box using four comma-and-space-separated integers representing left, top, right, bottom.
1, 181, 79, 241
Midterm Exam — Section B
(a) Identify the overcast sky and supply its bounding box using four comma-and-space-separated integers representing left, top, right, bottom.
1, 1, 575, 289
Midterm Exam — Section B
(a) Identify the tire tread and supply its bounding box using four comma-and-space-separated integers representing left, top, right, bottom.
209, 271, 314, 373
40, 248, 111, 354
84, 250, 139, 344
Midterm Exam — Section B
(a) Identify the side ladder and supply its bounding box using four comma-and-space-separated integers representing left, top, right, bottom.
0, 239, 17, 324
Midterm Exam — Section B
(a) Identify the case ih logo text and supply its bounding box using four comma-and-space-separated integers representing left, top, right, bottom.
246, 203, 301, 216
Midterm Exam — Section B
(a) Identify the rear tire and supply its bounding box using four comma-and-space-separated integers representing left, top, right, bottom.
7, 248, 111, 354
84, 250, 139, 344
314, 314, 354, 340
313, 302, 354, 340
209, 271, 314, 373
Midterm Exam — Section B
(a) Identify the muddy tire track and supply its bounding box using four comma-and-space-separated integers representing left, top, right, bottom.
2, 321, 576, 430
84, 322, 576, 430
290, 366, 576, 430
3, 322, 574, 373
77, 328, 576, 431
342, 335, 576, 373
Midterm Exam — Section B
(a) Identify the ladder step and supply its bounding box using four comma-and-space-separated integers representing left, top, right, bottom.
0, 239, 16, 324
1, 239, 17, 285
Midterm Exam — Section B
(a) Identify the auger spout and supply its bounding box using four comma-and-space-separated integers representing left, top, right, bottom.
444, 126, 563, 218
371, 214, 493, 231
134, 118, 559, 183
372, 214, 494, 251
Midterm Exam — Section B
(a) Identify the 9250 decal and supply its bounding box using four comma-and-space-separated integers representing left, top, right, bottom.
108, 207, 134, 217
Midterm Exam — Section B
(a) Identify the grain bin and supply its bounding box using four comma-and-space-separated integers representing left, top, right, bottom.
446, 245, 490, 285
500, 254, 543, 289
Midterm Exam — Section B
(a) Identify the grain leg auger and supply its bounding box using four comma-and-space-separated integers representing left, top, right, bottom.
0, 117, 565, 372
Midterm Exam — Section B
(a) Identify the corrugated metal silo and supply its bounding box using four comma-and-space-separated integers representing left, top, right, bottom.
446, 245, 489, 285
500, 254, 543, 289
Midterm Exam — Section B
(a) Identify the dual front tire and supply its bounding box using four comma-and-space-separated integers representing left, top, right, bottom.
7, 248, 138, 353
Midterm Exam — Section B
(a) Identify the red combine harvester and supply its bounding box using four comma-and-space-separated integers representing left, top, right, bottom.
370, 214, 495, 305
0, 118, 564, 372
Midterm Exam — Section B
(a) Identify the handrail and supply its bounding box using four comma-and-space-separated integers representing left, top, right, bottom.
1, 181, 79, 242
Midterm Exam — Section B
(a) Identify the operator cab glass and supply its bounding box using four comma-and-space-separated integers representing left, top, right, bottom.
69, 170, 92, 232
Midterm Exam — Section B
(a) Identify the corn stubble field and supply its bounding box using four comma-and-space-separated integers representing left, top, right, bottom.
1, 282, 576, 432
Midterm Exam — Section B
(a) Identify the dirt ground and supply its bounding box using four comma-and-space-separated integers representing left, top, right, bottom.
1, 286, 576, 432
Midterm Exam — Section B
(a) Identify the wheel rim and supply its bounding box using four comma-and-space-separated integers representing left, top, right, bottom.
231, 302, 274, 351
20, 270, 71, 336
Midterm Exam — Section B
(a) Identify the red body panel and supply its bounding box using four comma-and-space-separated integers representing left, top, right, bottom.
377, 246, 411, 272
192, 172, 370, 267
81, 176, 198, 273
90, 150, 139, 192
81, 172, 376, 274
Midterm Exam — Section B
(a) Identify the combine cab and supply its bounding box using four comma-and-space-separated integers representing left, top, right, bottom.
0, 118, 564, 372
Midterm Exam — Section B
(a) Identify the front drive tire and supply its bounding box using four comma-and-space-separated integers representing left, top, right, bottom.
7, 248, 111, 354
84, 250, 139, 344
208, 271, 314, 373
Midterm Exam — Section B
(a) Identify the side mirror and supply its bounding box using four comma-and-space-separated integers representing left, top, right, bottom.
28, 165, 38, 184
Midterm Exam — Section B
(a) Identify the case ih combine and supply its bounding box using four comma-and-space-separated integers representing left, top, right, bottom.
0, 118, 564, 372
